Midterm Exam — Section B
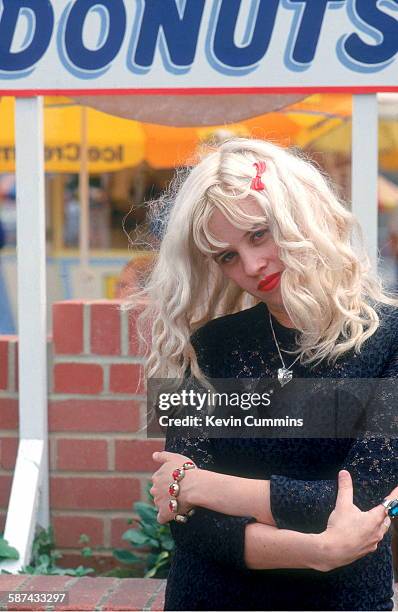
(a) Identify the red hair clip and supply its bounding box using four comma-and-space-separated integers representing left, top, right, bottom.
251, 161, 266, 191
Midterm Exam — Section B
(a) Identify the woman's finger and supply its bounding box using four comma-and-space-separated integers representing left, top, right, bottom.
370, 504, 390, 520
157, 511, 170, 525
335, 470, 353, 509
152, 451, 173, 463
385, 485, 398, 500
151, 468, 158, 479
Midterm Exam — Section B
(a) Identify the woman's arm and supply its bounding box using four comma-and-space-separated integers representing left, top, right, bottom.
191, 349, 395, 534
153, 451, 275, 525
269, 350, 398, 534
245, 470, 391, 571
153, 451, 396, 533
160, 426, 258, 572
160, 349, 397, 535
152, 446, 390, 572
193, 469, 274, 524
158, 426, 325, 572
244, 522, 324, 570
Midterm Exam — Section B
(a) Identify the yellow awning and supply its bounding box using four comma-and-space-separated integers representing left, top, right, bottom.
0, 97, 146, 173
2, 94, 397, 172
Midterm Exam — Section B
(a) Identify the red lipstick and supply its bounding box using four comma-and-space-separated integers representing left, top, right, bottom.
257, 272, 281, 292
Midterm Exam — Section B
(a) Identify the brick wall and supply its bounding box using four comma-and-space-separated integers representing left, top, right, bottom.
0, 300, 164, 571
0, 334, 18, 536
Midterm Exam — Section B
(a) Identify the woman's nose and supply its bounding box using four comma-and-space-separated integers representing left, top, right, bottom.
241, 254, 267, 278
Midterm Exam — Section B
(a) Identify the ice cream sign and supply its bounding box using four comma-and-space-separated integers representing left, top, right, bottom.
0, 0, 397, 93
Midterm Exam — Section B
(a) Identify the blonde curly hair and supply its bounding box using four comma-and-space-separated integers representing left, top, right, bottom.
125, 137, 397, 388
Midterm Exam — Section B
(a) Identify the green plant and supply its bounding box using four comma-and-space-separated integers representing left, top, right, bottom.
0, 535, 19, 562
20, 526, 95, 577
78, 533, 94, 559
113, 483, 175, 578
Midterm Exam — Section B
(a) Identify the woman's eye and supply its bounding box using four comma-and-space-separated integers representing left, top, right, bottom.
252, 229, 267, 240
220, 252, 236, 264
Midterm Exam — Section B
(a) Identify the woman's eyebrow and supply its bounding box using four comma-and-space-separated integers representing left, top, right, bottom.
212, 226, 264, 260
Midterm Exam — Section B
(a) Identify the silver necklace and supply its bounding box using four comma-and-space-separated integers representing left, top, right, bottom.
269, 313, 301, 387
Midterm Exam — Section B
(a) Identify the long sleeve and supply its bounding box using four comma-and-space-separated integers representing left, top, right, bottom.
164, 324, 257, 571
166, 423, 257, 571
270, 349, 398, 533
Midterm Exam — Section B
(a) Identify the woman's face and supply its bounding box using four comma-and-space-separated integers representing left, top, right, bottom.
208, 199, 292, 325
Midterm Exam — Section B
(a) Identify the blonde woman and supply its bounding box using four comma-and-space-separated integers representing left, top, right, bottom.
131, 138, 397, 611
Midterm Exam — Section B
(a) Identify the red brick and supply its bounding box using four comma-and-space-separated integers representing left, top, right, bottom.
51, 476, 140, 510
0, 574, 29, 594
53, 302, 84, 355
49, 437, 56, 470
103, 578, 163, 611
0, 338, 8, 390
0, 576, 32, 609
10, 575, 81, 612
109, 363, 145, 394
0, 475, 12, 507
115, 440, 164, 472
0, 398, 18, 429
15, 575, 73, 591
56, 438, 108, 471
52, 515, 104, 548
56, 552, 119, 576
90, 302, 121, 355
53, 363, 103, 394
0, 436, 18, 470
110, 517, 136, 548
0, 576, 167, 612
128, 307, 146, 356
14, 341, 18, 391
49, 400, 140, 432
150, 582, 166, 611
53, 576, 116, 611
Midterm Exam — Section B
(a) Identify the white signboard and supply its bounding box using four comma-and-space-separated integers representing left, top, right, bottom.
0, 0, 397, 94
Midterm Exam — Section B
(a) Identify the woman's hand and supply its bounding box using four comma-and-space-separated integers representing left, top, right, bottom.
150, 451, 276, 526
318, 470, 392, 572
150, 451, 198, 524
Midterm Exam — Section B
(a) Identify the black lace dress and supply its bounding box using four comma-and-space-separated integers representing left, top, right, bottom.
164, 301, 398, 611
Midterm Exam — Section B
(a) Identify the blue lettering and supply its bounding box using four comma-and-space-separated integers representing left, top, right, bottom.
341, 0, 398, 65
284, 0, 344, 66
0, 0, 54, 71
209, 0, 279, 73
131, 0, 205, 74
64, 0, 126, 71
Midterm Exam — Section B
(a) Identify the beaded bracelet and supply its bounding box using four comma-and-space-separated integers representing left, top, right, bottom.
168, 460, 196, 523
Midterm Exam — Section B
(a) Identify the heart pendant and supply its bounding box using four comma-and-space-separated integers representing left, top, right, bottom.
278, 367, 293, 387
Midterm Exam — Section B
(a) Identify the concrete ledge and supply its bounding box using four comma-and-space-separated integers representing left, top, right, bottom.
0, 576, 165, 611
0, 575, 396, 610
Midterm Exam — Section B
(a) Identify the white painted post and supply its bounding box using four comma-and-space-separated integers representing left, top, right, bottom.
352, 95, 378, 272
80, 105, 89, 270
1, 97, 49, 572
77, 105, 96, 297
1, 441, 46, 572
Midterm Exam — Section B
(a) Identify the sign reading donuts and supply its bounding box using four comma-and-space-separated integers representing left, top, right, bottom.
0, 0, 397, 93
